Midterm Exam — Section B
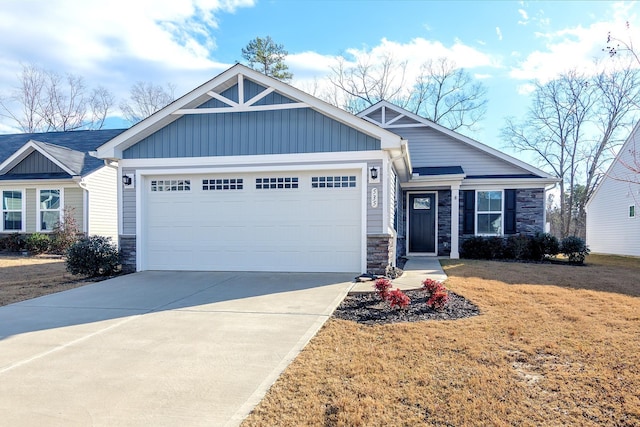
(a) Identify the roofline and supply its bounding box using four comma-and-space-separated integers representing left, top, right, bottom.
586, 120, 640, 208
358, 100, 557, 180
96, 64, 403, 159
0, 140, 77, 176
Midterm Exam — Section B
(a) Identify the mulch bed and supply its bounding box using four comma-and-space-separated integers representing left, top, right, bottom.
332, 289, 480, 325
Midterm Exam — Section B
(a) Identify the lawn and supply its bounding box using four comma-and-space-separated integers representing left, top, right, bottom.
242, 254, 640, 426
0, 255, 91, 306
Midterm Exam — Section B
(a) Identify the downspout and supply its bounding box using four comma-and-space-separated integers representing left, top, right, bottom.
544, 182, 559, 234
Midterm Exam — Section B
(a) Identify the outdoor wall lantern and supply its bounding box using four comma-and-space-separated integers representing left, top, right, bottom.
122, 175, 132, 186
370, 166, 378, 180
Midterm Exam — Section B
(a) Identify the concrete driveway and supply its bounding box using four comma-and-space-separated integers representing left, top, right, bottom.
0, 271, 355, 426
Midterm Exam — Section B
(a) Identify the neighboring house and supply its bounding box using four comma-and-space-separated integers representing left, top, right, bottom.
586, 122, 640, 256
95, 64, 557, 274
0, 129, 125, 244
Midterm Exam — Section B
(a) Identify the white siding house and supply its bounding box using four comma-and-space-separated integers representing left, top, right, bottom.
586, 123, 640, 256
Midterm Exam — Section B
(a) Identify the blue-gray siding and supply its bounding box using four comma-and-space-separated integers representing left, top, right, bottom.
124, 108, 381, 159
198, 80, 296, 108
8, 151, 66, 174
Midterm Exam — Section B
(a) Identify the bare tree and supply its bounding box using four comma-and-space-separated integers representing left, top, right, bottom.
327, 53, 487, 132
120, 81, 175, 124
502, 66, 640, 238
0, 63, 114, 132
409, 58, 488, 131
328, 52, 409, 114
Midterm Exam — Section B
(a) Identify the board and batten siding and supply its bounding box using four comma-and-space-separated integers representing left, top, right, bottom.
25, 188, 36, 233
123, 108, 380, 159
84, 166, 118, 242
391, 127, 525, 176
8, 151, 67, 174
587, 133, 640, 256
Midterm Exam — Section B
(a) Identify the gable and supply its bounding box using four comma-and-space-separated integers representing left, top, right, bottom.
7, 150, 68, 174
123, 107, 381, 159
97, 64, 403, 160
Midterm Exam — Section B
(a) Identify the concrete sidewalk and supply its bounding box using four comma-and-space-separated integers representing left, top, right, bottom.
0, 271, 355, 427
351, 257, 448, 292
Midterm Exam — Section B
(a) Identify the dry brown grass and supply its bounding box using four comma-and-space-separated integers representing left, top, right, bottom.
243, 255, 640, 427
0, 255, 90, 306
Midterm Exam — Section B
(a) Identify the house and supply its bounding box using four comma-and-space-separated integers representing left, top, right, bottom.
0, 129, 125, 244
95, 64, 557, 274
586, 122, 640, 256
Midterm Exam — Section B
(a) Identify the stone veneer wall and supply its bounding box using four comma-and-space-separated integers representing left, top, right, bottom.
437, 190, 452, 256
515, 188, 545, 235
367, 234, 394, 275
119, 235, 137, 273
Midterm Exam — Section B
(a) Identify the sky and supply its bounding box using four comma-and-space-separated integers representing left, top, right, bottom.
0, 0, 638, 160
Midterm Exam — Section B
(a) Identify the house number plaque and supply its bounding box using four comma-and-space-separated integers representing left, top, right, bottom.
371, 188, 378, 208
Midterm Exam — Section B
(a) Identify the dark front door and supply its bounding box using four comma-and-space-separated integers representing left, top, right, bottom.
408, 193, 436, 253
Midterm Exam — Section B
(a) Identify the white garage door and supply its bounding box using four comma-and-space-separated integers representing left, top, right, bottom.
142, 170, 363, 272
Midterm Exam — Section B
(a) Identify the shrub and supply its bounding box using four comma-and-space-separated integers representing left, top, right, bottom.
528, 232, 560, 261
386, 288, 410, 309
560, 236, 590, 265
461, 236, 493, 259
373, 278, 392, 300
25, 233, 51, 254
1, 233, 25, 252
51, 207, 81, 254
422, 278, 449, 310
504, 234, 531, 260
427, 289, 449, 311
66, 236, 119, 277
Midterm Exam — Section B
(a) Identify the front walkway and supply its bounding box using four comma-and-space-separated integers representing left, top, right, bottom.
352, 257, 448, 292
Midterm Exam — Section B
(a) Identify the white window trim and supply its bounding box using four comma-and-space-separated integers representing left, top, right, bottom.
1, 189, 26, 232
630, 204, 636, 218
475, 189, 504, 236
36, 188, 63, 233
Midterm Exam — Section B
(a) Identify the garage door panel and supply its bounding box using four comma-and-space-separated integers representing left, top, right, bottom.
144, 171, 362, 272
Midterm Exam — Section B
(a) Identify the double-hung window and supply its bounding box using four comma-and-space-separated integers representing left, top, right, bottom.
39, 189, 61, 231
2, 190, 23, 231
477, 190, 503, 235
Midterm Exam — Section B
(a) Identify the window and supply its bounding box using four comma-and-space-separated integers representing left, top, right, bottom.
311, 176, 356, 188
630, 205, 636, 218
39, 189, 61, 231
477, 190, 503, 235
2, 190, 23, 231
203, 178, 243, 190
256, 177, 298, 189
150, 179, 191, 192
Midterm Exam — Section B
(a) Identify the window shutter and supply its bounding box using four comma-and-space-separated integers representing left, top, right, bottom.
463, 190, 475, 235
504, 189, 517, 234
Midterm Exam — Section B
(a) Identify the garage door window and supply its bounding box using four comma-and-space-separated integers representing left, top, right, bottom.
256, 177, 299, 189
203, 178, 243, 190
151, 179, 191, 192
311, 176, 357, 188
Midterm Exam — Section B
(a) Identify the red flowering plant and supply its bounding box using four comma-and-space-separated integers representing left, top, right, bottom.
373, 278, 392, 300
386, 288, 411, 309
421, 278, 450, 311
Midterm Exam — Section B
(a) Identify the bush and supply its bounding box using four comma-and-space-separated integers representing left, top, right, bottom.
422, 278, 449, 310
528, 232, 560, 261
373, 278, 392, 299
461, 236, 494, 259
503, 234, 531, 260
386, 288, 410, 309
560, 236, 590, 265
66, 236, 120, 277
1, 233, 26, 252
25, 233, 51, 254
51, 207, 81, 254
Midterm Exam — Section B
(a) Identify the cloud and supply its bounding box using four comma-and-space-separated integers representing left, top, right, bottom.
518, 8, 529, 25
509, 15, 640, 82
496, 27, 503, 41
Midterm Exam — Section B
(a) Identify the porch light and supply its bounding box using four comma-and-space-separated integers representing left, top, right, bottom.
369, 167, 378, 180
122, 175, 132, 186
